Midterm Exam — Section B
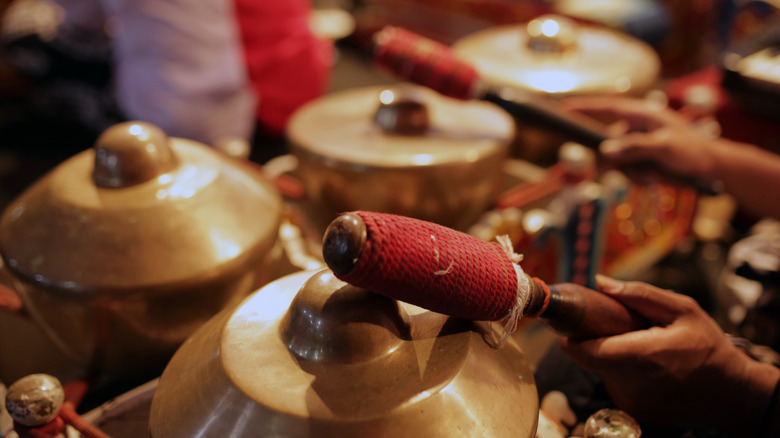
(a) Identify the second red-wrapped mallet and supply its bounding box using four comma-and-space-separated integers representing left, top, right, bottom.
322, 211, 645, 342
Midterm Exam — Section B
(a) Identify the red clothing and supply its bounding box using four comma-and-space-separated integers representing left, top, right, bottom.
48, 0, 332, 144
233, 0, 333, 135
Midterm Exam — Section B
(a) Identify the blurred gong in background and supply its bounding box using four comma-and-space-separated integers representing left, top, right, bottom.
452, 14, 661, 163
287, 84, 514, 232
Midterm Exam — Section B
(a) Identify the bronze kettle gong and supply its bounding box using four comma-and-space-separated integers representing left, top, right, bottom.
0, 121, 283, 383
148, 269, 538, 437
287, 84, 515, 232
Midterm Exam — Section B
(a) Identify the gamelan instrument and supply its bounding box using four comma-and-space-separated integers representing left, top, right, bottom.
148, 211, 645, 437
0, 121, 283, 384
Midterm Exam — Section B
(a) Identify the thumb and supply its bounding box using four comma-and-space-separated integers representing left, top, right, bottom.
599, 130, 671, 165
605, 120, 630, 137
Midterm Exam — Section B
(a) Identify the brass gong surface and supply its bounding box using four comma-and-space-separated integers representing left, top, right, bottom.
287, 85, 514, 231
452, 15, 660, 97
287, 84, 514, 167
0, 121, 282, 294
149, 270, 539, 437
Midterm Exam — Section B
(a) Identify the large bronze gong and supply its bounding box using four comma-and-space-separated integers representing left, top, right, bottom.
149, 269, 539, 437
0, 121, 283, 383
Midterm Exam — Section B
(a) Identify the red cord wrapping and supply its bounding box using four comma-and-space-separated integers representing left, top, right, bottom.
335, 211, 519, 321
59, 403, 111, 438
14, 417, 65, 438
528, 277, 551, 318
14, 405, 111, 438
63, 380, 89, 407
374, 26, 479, 101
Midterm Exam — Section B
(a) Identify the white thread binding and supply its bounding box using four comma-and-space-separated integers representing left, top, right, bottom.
490, 234, 531, 348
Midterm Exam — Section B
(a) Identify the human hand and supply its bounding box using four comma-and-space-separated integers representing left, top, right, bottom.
562, 96, 722, 185
560, 275, 780, 436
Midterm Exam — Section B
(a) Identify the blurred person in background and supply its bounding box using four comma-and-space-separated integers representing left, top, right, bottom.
0, 0, 332, 162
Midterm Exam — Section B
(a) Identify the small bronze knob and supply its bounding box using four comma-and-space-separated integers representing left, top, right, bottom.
279, 270, 408, 364
525, 14, 578, 55
92, 121, 179, 188
373, 86, 430, 135
5, 374, 64, 427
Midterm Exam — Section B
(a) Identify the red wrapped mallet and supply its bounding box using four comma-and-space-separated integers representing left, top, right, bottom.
372, 26, 723, 196
322, 211, 646, 342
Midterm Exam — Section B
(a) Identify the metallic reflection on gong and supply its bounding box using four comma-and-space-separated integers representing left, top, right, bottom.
0, 121, 283, 383
149, 269, 539, 437
288, 84, 514, 232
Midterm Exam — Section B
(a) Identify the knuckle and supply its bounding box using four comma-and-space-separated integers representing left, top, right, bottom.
674, 293, 699, 312
622, 280, 654, 296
